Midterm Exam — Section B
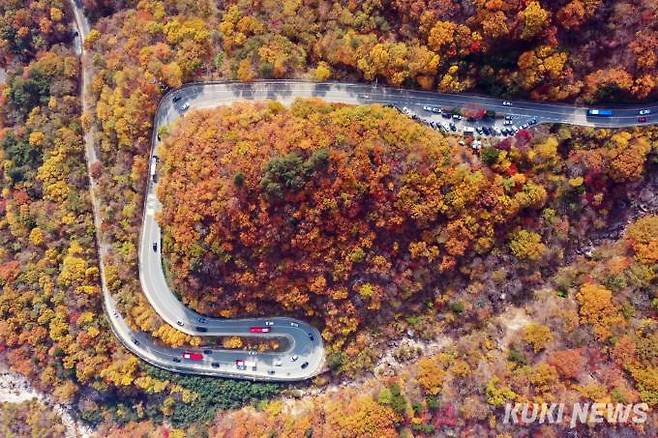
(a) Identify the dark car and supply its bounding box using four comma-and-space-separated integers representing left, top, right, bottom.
176, 320, 184, 327
132, 338, 140, 346
173, 357, 181, 363
196, 326, 208, 333
308, 333, 314, 341
211, 362, 220, 368
152, 242, 157, 252
638, 116, 648, 123
301, 362, 309, 369
203, 349, 213, 355
268, 369, 276, 375
172, 95, 182, 103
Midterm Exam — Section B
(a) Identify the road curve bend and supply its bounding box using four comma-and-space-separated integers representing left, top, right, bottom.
71, 0, 656, 381
142, 80, 655, 378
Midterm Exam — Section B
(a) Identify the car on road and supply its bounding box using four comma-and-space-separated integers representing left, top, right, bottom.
176, 320, 184, 327
504, 115, 513, 120
452, 114, 462, 120
528, 118, 537, 125
268, 369, 276, 375
430, 107, 441, 114
172, 95, 182, 103
250, 326, 271, 333
521, 123, 529, 129
423, 105, 433, 112
152, 242, 157, 252
173, 357, 181, 363
248, 350, 257, 356
301, 362, 309, 369
265, 321, 274, 326
211, 362, 220, 368
203, 349, 213, 355
639, 116, 648, 123
274, 359, 282, 367
359, 94, 369, 99
291, 355, 299, 362
502, 101, 512, 106
503, 120, 513, 125
441, 112, 451, 119
180, 102, 190, 111
132, 338, 140, 346
196, 326, 207, 332
183, 352, 203, 361
308, 333, 314, 341
449, 122, 457, 131
290, 322, 299, 327
639, 109, 651, 115
235, 360, 246, 370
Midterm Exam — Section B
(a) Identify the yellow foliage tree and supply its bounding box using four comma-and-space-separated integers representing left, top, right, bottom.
523, 323, 553, 352
576, 283, 625, 341
626, 215, 658, 264
416, 356, 446, 395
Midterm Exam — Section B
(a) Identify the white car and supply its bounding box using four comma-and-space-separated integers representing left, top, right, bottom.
502, 101, 512, 106
180, 102, 190, 111
423, 105, 433, 112
265, 321, 274, 326
291, 355, 299, 362
290, 322, 299, 327
639, 109, 651, 115
273, 358, 282, 367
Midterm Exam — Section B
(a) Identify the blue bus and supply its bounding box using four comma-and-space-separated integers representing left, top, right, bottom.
587, 109, 614, 117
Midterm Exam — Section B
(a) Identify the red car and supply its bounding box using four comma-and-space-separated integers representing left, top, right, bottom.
638, 116, 647, 123
182, 351, 203, 361
249, 326, 271, 333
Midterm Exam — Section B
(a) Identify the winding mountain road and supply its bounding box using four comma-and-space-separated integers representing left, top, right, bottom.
69, 0, 656, 381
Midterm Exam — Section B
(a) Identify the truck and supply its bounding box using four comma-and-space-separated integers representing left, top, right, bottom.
150, 156, 158, 182
587, 109, 613, 117
235, 359, 257, 371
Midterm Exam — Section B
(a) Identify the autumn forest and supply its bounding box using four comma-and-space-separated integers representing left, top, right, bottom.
0, 0, 656, 436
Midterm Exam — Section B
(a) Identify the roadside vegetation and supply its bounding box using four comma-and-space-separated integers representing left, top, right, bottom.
82, 0, 657, 102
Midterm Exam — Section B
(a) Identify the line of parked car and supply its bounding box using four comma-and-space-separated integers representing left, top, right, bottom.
415, 105, 538, 137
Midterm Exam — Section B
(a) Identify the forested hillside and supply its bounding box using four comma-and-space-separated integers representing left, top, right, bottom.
158, 99, 657, 364
83, 0, 657, 101
103, 214, 658, 436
